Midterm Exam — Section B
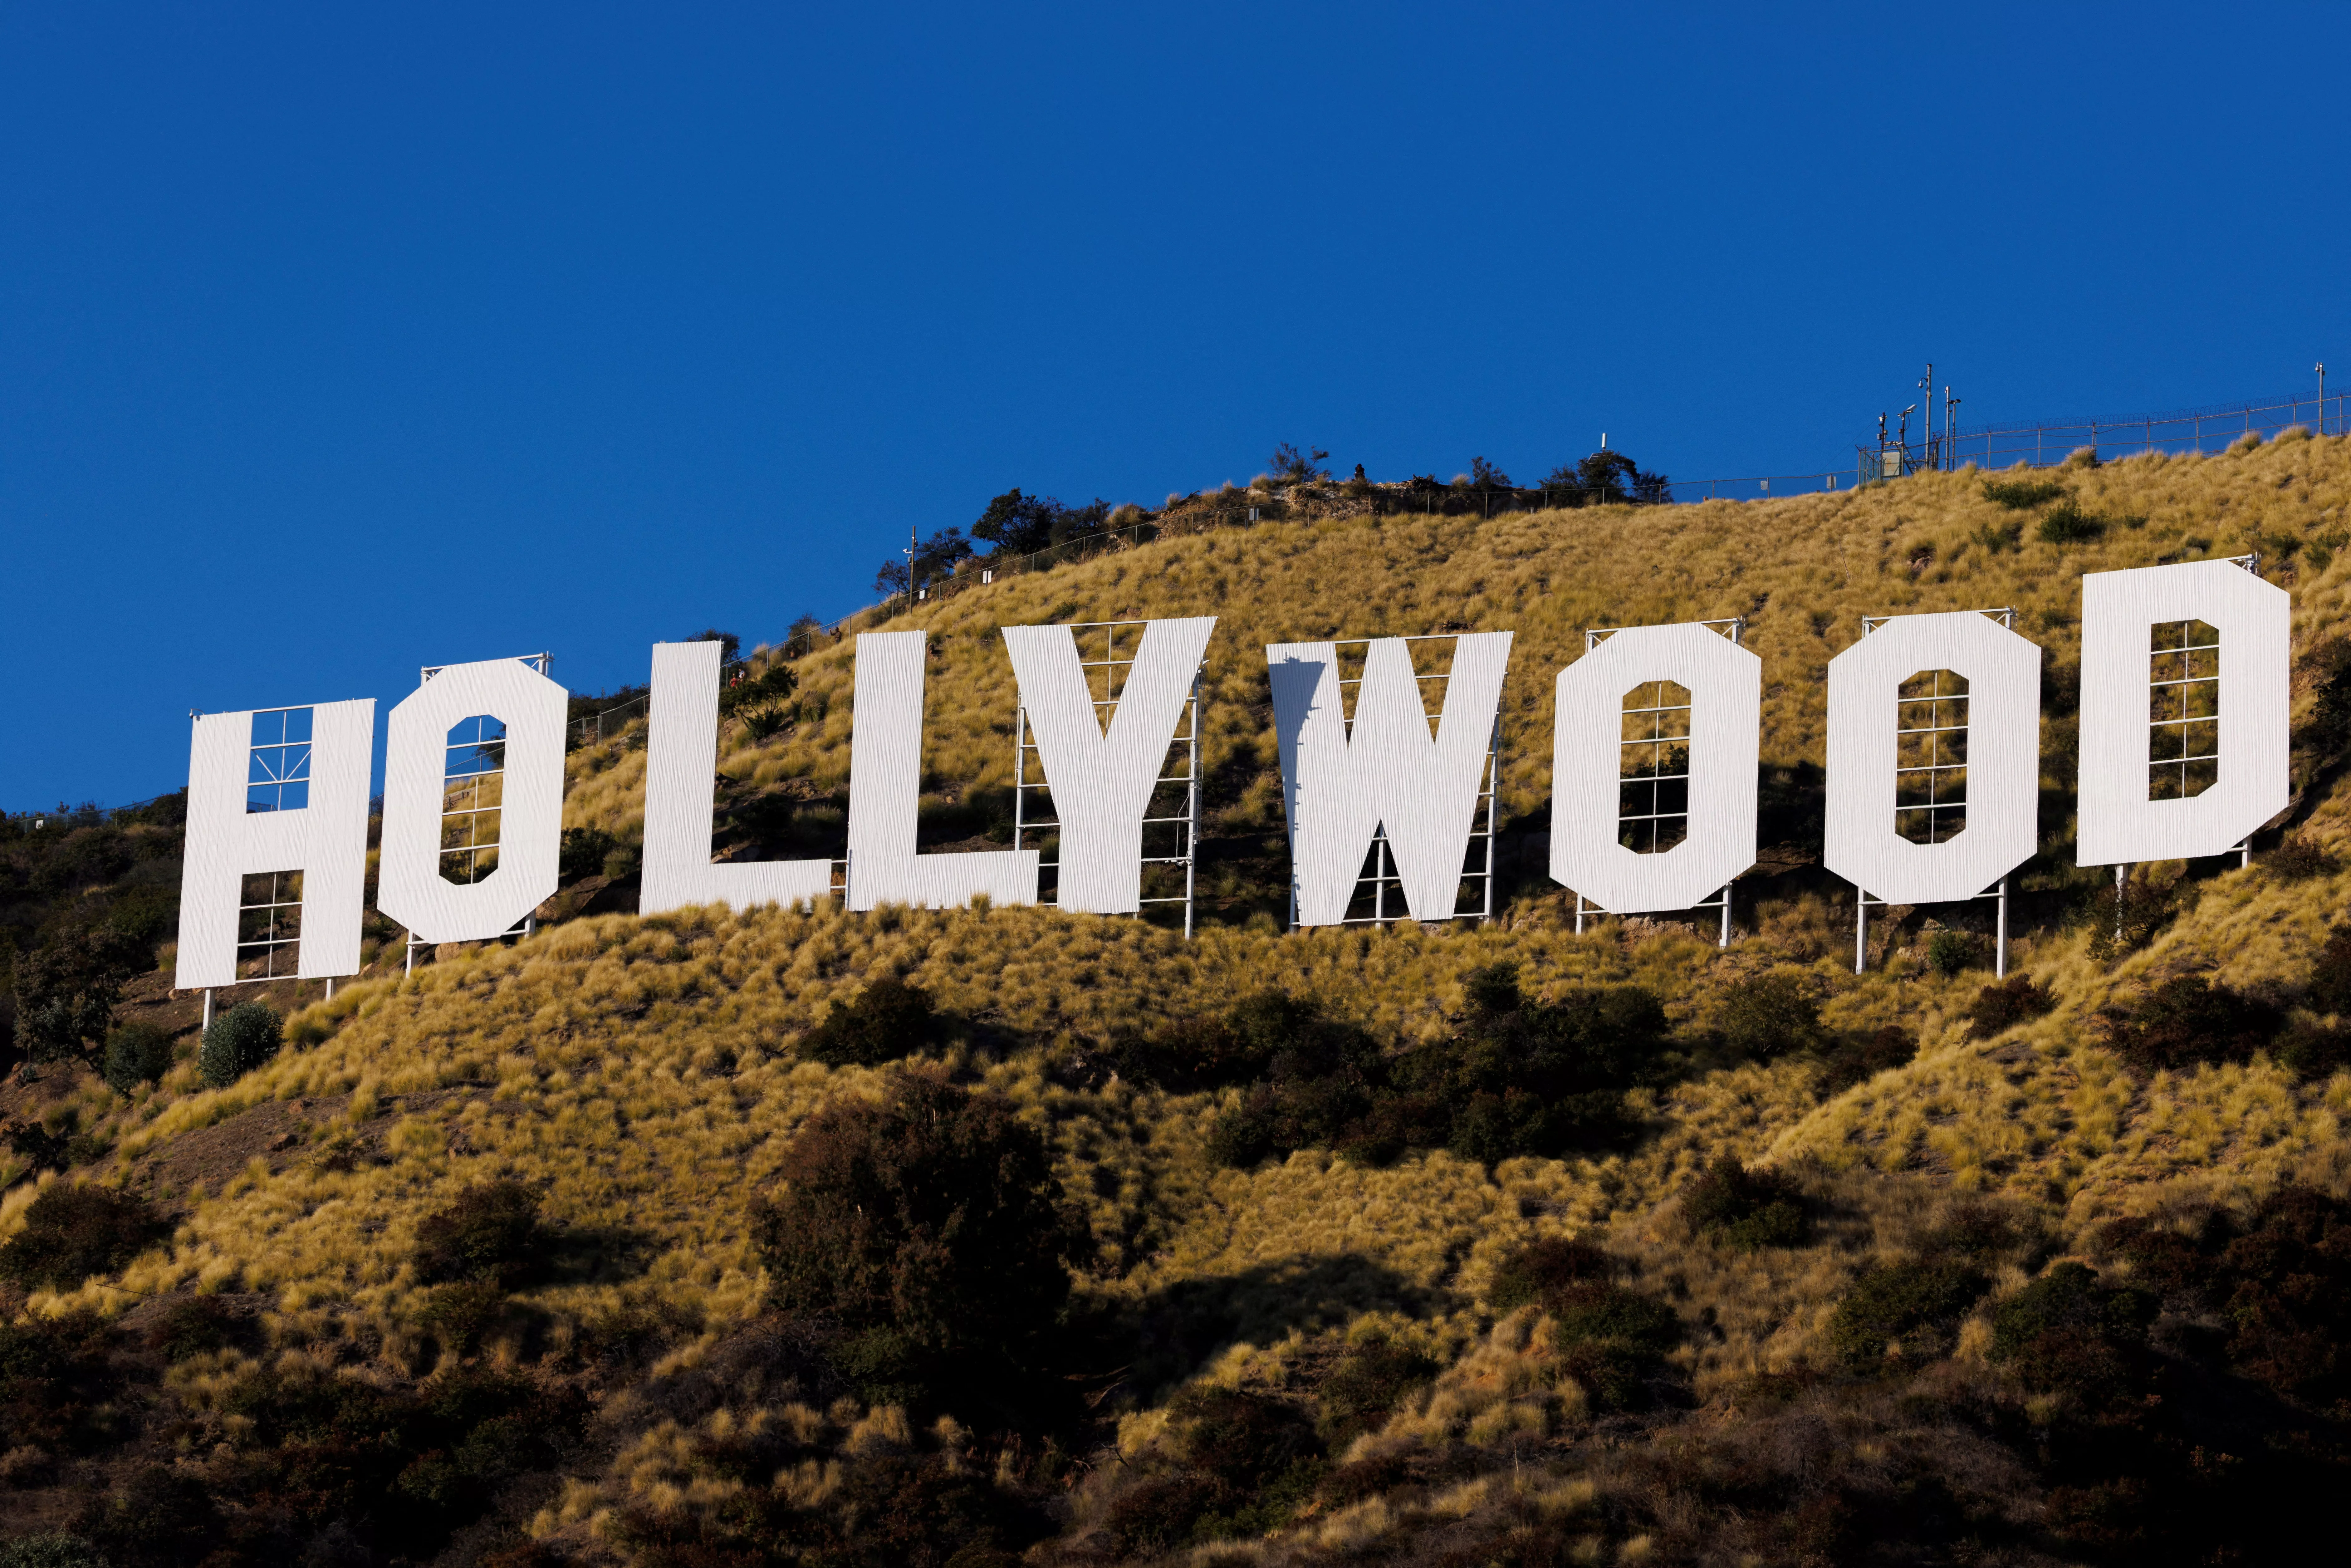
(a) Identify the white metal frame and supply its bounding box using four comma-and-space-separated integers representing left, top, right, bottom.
1571, 617, 1742, 947
1302, 633, 1503, 929
1012, 620, 1204, 937
396, 653, 556, 974
1849, 609, 2017, 977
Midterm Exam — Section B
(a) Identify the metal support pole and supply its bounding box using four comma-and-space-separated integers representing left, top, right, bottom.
1854, 892, 1868, 974
202, 988, 213, 1030
1373, 833, 1386, 924
1183, 672, 1200, 941
1574, 893, 1584, 935
1719, 882, 1732, 948
2114, 864, 2130, 941
324, 976, 335, 1002
1995, 875, 2009, 979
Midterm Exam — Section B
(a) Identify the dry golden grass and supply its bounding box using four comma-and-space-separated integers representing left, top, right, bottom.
19, 433, 2351, 1562
566, 429, 2351, 846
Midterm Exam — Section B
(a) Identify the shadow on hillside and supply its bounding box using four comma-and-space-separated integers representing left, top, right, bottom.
545, 1221, 660, 1286
1111, 1253, 1447, 1394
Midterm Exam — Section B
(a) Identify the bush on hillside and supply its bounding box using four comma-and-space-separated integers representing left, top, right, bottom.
1315, 1335, 1439, 1446
12, 927, 148, 1065
2304, 924, 2351, 1015
2095, 975, 2282, 1077
0, 1184, 163, 1290
2103, 1184, 2351, 1409
2084, 875, 2176, 961
1982, 476, 2067, 510
1990, 1262, 2156, 1407
1201, 978, 1664, 1169
797, 975, 942, 1066
100, 1022, 176, 1094
2263, 831, 2339, 881
1482, 1233, 1679, 1410
1714, 969, 1829, 1057
1967, 974, 2056, 1039
750, 1070, 1081, 1382
1829, 1259, 1989, 1372
559, 825, 618, 880
412, 1179, 548, 1290
1814, 1024, 1918, 1095
1683, 1156, 1810, 1250
1923, 929, 1980, 976
197, 1002, 280, 1088
143, 1295, 242, 1364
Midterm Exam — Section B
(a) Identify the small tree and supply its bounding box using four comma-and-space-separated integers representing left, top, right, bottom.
101, 1022, 176, 1094
751, 1070, 1080, 1366
1269, 442, 1330, 483
1469, 456, 1511, 490
874, 527, 976, 595
198, 1002, 282, 1088
13, 928, 147, 1065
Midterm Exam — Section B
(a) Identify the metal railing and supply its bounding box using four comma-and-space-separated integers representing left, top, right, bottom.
1869, 389, 2349, 477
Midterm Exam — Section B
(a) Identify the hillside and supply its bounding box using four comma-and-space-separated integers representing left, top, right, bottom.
5, 434, 2351, 1565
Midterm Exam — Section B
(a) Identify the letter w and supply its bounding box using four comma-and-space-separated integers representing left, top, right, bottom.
1266, 633, 1510, 926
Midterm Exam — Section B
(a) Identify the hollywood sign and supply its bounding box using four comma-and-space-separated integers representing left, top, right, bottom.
173, 559, 2288, 989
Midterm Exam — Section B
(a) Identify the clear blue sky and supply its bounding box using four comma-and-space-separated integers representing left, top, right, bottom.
7, 2, 2349, 805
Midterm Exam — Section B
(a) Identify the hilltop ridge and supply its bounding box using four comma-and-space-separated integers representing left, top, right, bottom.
5, 432, 2351, 1563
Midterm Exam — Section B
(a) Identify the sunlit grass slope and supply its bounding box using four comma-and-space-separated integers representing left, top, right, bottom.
567, 429, 2351, 851
13, 431, 2351, 1562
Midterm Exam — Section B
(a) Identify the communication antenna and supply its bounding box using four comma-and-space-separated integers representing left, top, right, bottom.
1945, 386, 1961, 468
2320, 362, 2329, 437
1918, 364, 1933, 465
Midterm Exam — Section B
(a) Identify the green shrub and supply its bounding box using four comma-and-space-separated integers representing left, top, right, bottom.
749, 1070, 1080, 1371
2095, 975, 2282, 1077
100, 1022, 175, 1094
1827, 1258, 1989, 1371
2304, 924, 2351, 1016
2038, 500, 2106, 544
143, 1296, 239, 1364
413, 1179, 547, 1289
1716, 969, 1827, 1057
1990, 1261, 2155, 1404
1966, 975, 2056, 1039
1815, 1025, 1917, 1095
2262, 832, 2339, 881
1923, 929, 1979, 976
1316, 1336, 1438, 1445
558, 825, 617, 880
1683, 1155, 1810, 1249
419, 1279, 511, 1354
0, 1184, 163, 1289
197, 1001, 281, 1088
1487, 1235, 1615, 1312
798, 975, 941, 1066
1982, 476, 2066, 510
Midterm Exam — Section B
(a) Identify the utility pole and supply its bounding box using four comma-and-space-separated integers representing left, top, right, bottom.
1918, 364, 1934, 468
905, 520, 918, 598
1945, 386, 1961, 469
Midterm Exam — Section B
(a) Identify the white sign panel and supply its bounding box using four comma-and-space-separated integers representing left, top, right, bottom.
175, 699, 374, 988
2078, 560, 2290, 866
1002, 617, 1215, 914
640, 640, 834, 914
1551, 623, 1759, 913
1825, 611, 2041, 904
377, 657, 567, 942
1267, 632, 1511, 926
846, 631, 1039, 910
